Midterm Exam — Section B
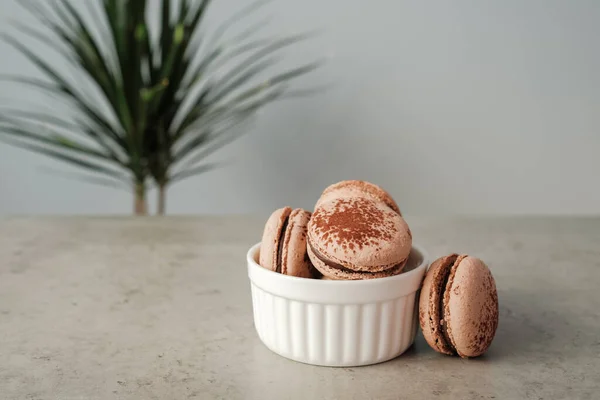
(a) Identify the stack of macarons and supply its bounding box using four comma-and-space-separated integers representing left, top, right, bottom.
257, 180, 499, 358
259, 180, 411, 280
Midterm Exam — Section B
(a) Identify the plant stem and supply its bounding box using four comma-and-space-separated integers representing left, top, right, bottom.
157, 183, 167, 215
134, 182, 148, 216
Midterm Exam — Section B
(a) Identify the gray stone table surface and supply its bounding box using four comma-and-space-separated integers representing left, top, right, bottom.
1, 216, 599, 399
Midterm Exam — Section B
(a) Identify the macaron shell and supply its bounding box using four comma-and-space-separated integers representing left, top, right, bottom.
418, 254, 458, 355
259, 207, 292, 271
307, 244, 408, 280
280, 209, 314, 278
444, 256, 499, 358
315, 180, 401, 215
308, 197, 411, 272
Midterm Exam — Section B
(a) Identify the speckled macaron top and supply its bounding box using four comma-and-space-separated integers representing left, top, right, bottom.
315, 180, 401, 215
307, 197, 412, 275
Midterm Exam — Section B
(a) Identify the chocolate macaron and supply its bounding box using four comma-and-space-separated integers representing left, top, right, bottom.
315, 180, 401, 215
419, 254, 499, 358
259, 207, 316, 278
307, 197, 412, 280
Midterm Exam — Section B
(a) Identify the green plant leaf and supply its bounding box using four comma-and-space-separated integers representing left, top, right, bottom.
102, 0, 137, 128
180, 46, 222, 89
174, 88, 285, 167
174, 37, 316, 133
203, 37, 273, 73
207, 0, 272, 48
17, 1, 67, 33
203, 58, 279, 105
55, 0, 124, 115
160, 0, 172, 60
0, 136, 127, 181
171, 111, 252, 163
50, 0, 78, 31
0, 123, 121, 165
228, 17, 272, 44
0, 33, 120, 129
209, 34, 314, 96
177, 106, 243, 139
9, 22, 73, 61
2, 0, 321, 196
170, 162, 220, 183
187, 0, 211, 31
0, 109, 81, 132
177, 60, 318, 141
40, 167, 130, 191
226, 62, 320, 105
0, 108, 128, 164
173, 110, 257, 169
12, 19, 126, 134
0, 74, 126, 151
178, 0, 190, 21
175, 129, 246, 171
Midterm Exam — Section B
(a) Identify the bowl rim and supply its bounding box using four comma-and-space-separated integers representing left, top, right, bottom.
247, 242, 429, 286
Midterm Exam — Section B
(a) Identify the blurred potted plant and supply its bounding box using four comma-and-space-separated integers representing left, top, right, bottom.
0, 0, 318, 215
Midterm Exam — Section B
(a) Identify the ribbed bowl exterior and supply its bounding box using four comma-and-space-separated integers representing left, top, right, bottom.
247, 243, 428, 367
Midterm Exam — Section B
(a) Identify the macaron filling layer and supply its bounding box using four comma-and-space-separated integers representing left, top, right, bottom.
308, 242, 405, 276
275, 215, 290, 273
438, 259, 456, 354
437, 254, 469, 355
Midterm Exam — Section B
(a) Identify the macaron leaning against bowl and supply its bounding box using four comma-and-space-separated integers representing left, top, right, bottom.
259, 207, 317, 278
419, 254, 499, 358
307, 197, 412, 280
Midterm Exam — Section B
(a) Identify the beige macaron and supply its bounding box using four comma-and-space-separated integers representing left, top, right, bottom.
419, 254, 499, 358
315, 180, 401, 215
259, 207, 317, 278
307, 197, 411, 280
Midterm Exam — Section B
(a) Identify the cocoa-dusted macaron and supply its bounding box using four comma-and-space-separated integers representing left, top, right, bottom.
259, 207, 317, 278
419, 254, 499, 358
307, 197, 412, 280
315, 180, 401, 215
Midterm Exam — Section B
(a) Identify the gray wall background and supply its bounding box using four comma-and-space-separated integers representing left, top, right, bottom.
1, 0, 599, 215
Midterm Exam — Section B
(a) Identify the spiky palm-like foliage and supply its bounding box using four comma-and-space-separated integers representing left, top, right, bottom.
0, 0, 318, 214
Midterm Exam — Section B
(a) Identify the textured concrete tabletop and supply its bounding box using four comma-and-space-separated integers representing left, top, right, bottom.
1, 217, 599, 399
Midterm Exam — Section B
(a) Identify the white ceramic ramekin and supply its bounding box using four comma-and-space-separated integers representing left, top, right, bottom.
247, 242, 429, 367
